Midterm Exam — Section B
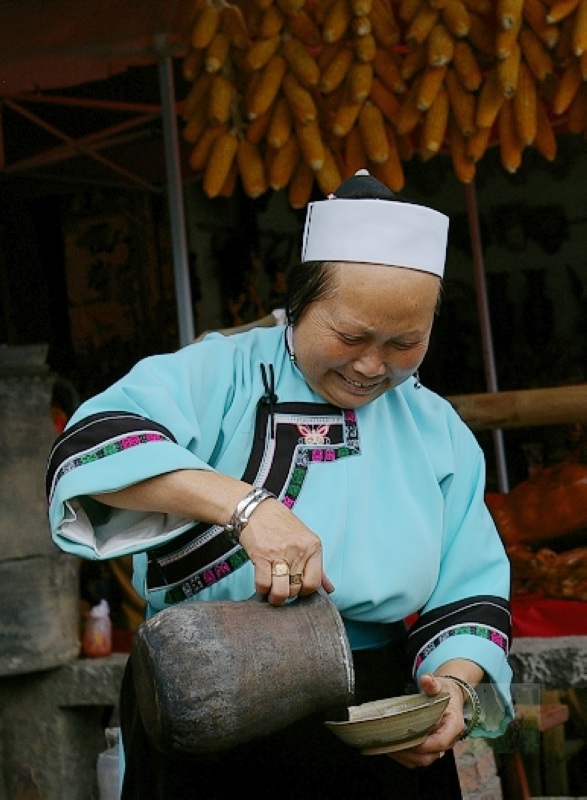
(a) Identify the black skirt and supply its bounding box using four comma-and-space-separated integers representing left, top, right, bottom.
120, 638, 463, 800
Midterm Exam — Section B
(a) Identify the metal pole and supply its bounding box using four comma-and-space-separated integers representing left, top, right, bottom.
157, 40, 195, 347
464, 181, 510, 493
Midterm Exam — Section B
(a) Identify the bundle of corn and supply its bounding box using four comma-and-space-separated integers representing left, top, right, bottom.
181, 0, 587, 202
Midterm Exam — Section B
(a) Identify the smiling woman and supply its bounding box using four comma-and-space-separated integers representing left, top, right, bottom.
46, 169, 514, 800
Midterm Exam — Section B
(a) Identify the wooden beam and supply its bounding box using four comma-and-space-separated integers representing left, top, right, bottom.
446, 384, 587, 430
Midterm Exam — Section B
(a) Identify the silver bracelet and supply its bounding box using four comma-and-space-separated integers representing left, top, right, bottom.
444, 675, 482, 739
225, 487, 276, 544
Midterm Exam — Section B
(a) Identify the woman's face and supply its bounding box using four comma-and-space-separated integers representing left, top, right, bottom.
293, 261, 440, 408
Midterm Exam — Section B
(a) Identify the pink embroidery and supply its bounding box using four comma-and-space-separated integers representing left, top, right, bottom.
121, 436, 140, 448
214, 562, 230, 578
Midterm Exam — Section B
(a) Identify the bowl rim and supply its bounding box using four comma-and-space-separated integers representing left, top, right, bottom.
325, 691, 451, 728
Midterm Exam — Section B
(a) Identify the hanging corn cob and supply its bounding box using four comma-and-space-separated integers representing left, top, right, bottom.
180, 0, 587, 199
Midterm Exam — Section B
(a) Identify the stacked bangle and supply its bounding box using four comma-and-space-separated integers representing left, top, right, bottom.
444, 675, 482, 740
225, 487, 276, 544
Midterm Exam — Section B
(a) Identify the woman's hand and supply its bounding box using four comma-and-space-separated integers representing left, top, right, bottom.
239, 497, 333, 605
386, 673, 467, 769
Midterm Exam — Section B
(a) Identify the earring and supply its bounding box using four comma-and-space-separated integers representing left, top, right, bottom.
286, 324, 296, 363
413, 370, 422, 389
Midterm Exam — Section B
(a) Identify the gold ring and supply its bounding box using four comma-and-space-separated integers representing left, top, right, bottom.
289, 573, 303, 585
271, 562, 290, 577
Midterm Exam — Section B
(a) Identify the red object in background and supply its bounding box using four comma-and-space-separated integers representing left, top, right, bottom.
511, 593, 587, 638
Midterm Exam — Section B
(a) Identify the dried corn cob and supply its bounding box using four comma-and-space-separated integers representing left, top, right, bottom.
422, 85, 450, 151
247, 54, 288, 119
445, 67, 476, 135
237, 139, 268, 198
523, 0, 560, 47
181, 72, 214, 121
260, 4, 286, 37
370, 126, 405, 191
519, 26, 555, 80
370, 0, 401, 45
359, 102, 389, 161
393, 78, 424, 134
546, 0, 580, 23
288, 157, 315, 208
247, 109, 273, 144
496, 14, 523, 58
442, 0, 471, 37
323, 0, 353, 42
427, 23, 455, 65
466, 123, 492, 161
183, 49, 203, 82
267, 96, 294, 147
417, 65, 448, 109
343, 123, 368, 175
244, 35, 282, 71
401, 43, 428, 80
283, 71, 318, 122
352, 0, 373, 14
205, 33, 230, 73
315, 144, 343, 193
533, 95, 557, 159
268, 135, 301, 189
189, 123, 229, 172
449, 118, 476, 182
405, 5, 440, 45
221, 4, 249, 49
182, 113, 207, 145
462, 0, 492, 13
351, 14, 372, 35
513, 60, 537, 143
373, 47, 406, 93
203, 130, 239, 197
209, 74, 235, 126
287, 9, 323, 46
277, 0, 306, 13
296, 120, 326, 168
355, 32, 377, 61
476, 66, 506, 127
320, 45, 355, 92
369, 77, 402, 121
348, 61, 374, 101
573, 0, 587, 54
497, 42, 522, 97
398, 0, 422, 23
467, 12, 496, 55
191, 6, 221, 49
498, 98, 524, 172
452, 40, 483, 89
282, 36, 321, 86
498, 0, 525, 30
552, 57, 582, 113
332, 100, 364, 135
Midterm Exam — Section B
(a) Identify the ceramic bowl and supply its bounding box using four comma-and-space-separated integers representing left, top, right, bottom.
325, 692, 451, 755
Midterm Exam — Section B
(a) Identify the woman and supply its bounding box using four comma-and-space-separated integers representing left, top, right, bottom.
46, 171, 513, 799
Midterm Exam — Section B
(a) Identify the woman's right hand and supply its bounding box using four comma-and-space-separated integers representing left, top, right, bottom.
238, 497, 332, 605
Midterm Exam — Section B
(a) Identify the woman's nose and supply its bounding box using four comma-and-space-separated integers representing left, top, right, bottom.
352, 350, 387, 377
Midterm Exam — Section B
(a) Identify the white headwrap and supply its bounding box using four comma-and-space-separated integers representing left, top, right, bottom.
301, 173, 449, 278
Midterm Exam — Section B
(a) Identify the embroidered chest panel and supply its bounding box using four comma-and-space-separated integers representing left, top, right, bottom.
147, 402, 360, 603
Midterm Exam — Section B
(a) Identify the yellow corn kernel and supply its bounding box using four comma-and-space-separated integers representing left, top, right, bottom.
369, 77, 401, 122
282, 36, 321, 87
475, 66, 505, 128
296, 120, 325, 169
348, 61, 374, 102
244, 35, 282, 71
445, 67, 476, 135
405, 5, 440, 45
237, 139, 268, 198
498, 98, 524, 173
452, 40, 483, 90
323, 0, 353, 43
205, 33, 230, 73
267, 96, 294, 148
416, 65, 448, 110
202, 131, 239, 197
422, 85, 449, 151
573, 0, 587, 54
359, 102, 389, 162
208, 75, 235, 126
512, 60, 537, 144
355, 32, 378, 62
191, 6, 221, 50
497, 42, 521, 97
283, 72, 318, 123
331, 100, 363, 136
247, 54, 288, 120
268, 135, 301, 190
320, 45, 355, 92
442, 0, 470, 37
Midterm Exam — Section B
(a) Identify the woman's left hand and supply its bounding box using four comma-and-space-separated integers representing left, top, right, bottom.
386, 673, 466, 768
